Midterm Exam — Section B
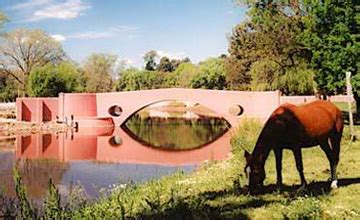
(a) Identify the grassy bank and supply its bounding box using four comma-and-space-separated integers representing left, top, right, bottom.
2, 120, 360, 219
73, 120, 359, 219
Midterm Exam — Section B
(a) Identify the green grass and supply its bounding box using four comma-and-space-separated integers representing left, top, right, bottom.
2, 119, 360, 219
333, 101, 356, 113
70, 119, 360, 219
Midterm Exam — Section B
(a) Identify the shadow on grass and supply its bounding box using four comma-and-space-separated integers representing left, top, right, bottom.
245, 177, 360, 197
137, 177, 360, 219
137, 187, 270, 219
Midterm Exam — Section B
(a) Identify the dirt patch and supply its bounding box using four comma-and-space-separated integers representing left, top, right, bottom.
0, 136, 15, 151
0, 103, 16, 119
0, 121, 69, 136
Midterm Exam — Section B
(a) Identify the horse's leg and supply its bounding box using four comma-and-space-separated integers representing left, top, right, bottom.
274, 148, 283, 187
292, 148, 307, 186
321, 136, 340, 188
330, 133, 341, 188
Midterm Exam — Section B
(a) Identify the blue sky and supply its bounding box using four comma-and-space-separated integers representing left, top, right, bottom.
0, 0, 247, 67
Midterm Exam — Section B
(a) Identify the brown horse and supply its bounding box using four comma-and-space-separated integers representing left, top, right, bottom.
244, 100, 344, 193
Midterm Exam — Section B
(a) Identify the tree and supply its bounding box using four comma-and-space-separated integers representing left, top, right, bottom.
27, 62, 81, 97
0, 71, 17, 102
157, 56, 174, 72
191, 58, 228, 90
156, 56, 191, 72
173, 62, 197, 88
83, 53, 118, 93
143, 50, 158, 71
227, 1, 314, 94
0, 28, 65, 95
301, 0, 359, 111
116, 68, 166, 91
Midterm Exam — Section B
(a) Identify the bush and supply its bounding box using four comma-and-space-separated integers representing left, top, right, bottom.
190, 58, 228, 90
27, 62, 82, 97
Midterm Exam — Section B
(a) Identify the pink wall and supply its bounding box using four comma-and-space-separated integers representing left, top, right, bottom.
16, 98, 58, 122
280, 95, 354, 105
43, 99, 59, 122
59, 93, 97, 121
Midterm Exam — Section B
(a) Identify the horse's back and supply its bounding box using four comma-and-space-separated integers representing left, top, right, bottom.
295, 100, 343, 134
268, 100, 343, 142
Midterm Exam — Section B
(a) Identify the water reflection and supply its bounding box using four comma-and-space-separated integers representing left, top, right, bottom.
0, 101, 232, 199
0, 125, 230, 199
122, 114, 230, 150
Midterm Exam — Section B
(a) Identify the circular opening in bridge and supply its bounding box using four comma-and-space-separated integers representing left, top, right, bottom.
109, 135, 122, 147
108, 105, 122, 117
229, 104, 244, 116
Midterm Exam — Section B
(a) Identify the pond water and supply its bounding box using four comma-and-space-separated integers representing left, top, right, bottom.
0, 102, 231, 200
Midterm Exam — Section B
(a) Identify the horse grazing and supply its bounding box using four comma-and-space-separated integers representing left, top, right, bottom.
244, 100, 343, 193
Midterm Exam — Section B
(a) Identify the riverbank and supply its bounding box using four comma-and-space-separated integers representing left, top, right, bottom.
3, 119, 358, 218
0, 103, 69, 136
0, 120, 69, 136
70, 120, 359, 219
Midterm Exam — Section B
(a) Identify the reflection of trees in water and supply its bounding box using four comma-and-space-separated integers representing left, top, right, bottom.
1, 158, 69, 199
122, 114, 230, 150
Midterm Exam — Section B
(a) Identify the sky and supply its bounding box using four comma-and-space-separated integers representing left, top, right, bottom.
0, 0, 247, 67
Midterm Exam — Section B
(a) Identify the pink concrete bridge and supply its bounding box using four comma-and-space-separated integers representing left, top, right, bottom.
17, 88, 280, 128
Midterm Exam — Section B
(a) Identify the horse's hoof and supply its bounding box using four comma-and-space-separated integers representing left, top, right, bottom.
330, 180, 338, 189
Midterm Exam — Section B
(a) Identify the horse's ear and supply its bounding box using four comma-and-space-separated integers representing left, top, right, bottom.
244, 150, 251, 163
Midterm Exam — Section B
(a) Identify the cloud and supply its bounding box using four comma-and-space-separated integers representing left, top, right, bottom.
13, 0, 91, 22
51, 34, 66, 42
68, 31, 114, 39
10, 0, 51, 10
67, 25, 139, 40
156, 50, 187, 60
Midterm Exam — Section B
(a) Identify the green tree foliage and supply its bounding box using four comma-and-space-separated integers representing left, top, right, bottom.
156, 56, 191, 72
83, 53, 118, 93
0, 71, 18, 101
143, 50, 158, 71
0, 28, 65, 96
301, 0, 359, 112
157, 56, 174, 72
27, 62, 81, 97
191, 58, 228, 90
301, 1, 359, 95
116, 68, 166, 91
173, 62, 197, 87
227, 1, 314, 94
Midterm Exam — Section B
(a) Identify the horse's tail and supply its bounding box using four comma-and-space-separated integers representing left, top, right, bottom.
330, 108, 344, 156
335, 108, 344, 135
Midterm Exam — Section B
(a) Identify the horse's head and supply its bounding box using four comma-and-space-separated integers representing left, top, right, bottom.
244, 151, 265, 193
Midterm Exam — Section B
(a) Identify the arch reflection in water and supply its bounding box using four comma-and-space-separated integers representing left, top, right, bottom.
120, 100, 231, 150
15, 127, 230, 165
3, 125, 230, 199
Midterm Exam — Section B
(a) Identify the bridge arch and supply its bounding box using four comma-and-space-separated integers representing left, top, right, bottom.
116, 98, 233, 128
91, 88, 280, 128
